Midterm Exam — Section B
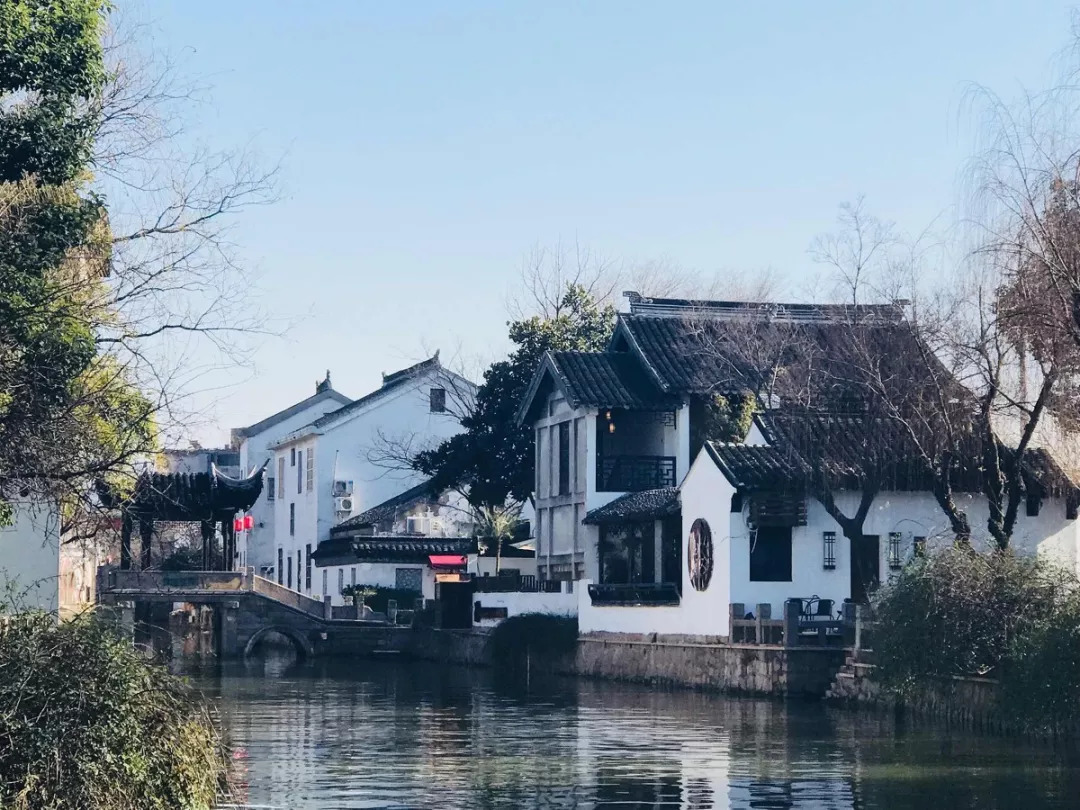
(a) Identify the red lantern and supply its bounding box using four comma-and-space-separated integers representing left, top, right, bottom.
233, 517, 243, 532
243, 514, 254, 531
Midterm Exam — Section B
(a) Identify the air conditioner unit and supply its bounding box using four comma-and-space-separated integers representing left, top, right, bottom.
332, 480, 354, 496
334, 496, 355, 513
406, 515, 429, 535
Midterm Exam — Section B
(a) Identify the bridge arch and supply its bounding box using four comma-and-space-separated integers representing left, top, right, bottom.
243, 625, 314, 659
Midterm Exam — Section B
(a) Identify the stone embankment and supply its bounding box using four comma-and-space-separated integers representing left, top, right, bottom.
825, 650, 1056, 736
409, 628, 847, 698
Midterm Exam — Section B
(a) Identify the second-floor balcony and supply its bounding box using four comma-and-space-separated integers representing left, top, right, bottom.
597, 454, 676, 493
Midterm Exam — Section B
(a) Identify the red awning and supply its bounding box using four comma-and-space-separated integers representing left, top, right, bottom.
428, 554, 467, 569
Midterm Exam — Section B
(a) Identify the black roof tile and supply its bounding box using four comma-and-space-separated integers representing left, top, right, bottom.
330, 480, 436, 534
583, 487, 680, 525
550, 351, 679, 410
312, 536, 473, 566
704, 443, 806, 492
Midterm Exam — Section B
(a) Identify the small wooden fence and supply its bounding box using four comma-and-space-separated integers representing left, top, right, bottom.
729, 598, 874, 648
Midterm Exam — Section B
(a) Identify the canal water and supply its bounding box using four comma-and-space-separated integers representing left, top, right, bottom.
193, 652, 1080, 809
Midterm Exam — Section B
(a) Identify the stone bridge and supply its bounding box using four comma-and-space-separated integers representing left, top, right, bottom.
98, 569, 412, 659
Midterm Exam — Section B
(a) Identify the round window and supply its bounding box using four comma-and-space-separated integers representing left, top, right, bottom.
688, 518, 713, 592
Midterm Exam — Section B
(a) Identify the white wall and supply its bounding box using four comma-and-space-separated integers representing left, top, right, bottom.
238, 396, 347, 574
470, 555, 538, 578
0, 501, 60, 613
579, 449, 735, 638
686, 454, 1080, 633
473, 591, 577, 627
314, 562, 435, 606
580, 443, 1080, 641
272, 368, 465, 598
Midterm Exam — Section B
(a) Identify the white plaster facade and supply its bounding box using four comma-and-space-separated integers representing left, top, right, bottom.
472, 590, 577, 627
309, 560, 436, 604
531, 389, 691, 583
0, 500, 98, 616
269, 359, 473, 599
232, 382, 352, 575
581, 441, 1080, 639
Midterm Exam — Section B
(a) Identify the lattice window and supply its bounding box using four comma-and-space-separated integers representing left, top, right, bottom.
395, 567, 423, 593
888, 532, 902, 569
823, 531, 836, 570
306, 447, 315, 492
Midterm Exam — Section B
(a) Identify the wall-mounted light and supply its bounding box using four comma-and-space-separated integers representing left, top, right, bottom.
604, 410, 612, 420
608, 422, 616, 434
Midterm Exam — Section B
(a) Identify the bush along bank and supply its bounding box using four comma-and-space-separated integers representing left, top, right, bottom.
869, 547, 1080, 736
0, 611, 230, 810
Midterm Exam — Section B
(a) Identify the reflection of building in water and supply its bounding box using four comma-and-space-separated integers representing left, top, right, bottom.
572, 684, 729, 810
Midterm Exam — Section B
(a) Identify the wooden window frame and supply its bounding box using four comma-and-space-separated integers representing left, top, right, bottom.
823, 531, 836, 570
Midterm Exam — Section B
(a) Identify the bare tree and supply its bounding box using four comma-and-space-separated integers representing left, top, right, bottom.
809, 195, 898, 306
0, 13, 279, 546
507, 240, 619, 321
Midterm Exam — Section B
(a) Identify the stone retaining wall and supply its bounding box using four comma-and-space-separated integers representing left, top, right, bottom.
825, 653, 1075, 736
409, 628, 846, 698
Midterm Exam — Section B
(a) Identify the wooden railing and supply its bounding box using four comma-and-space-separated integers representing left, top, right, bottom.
728, 600, 873, 647
597, 455, 677, 492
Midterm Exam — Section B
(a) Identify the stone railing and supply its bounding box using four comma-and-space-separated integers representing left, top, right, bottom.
108, 569, 248, 593
248, 575, 326, 617
104, 569, 326, 618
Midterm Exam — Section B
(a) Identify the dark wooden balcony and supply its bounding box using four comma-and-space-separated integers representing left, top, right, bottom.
597, 455, 676, 492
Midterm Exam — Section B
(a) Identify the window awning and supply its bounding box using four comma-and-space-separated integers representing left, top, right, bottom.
429, 554, 467, 569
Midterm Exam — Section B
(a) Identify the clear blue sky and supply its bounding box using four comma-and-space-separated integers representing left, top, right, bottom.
143, 0, 1076, 446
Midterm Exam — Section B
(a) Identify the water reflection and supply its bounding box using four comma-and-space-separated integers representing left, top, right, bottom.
189, 654, 1080, 809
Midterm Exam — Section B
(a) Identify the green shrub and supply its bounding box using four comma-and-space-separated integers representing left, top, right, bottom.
0, 611, 229, 810
999, 593, 1080, 733
341, 584, 420, 614
488, 613, 578, 665
872, 547, 1079, 710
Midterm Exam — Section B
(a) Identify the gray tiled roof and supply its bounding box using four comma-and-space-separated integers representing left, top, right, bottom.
330, 480, 436, 534
312, 536, 473, 566
583, 487, 680, 525
550, 351, 680, 410
232, 388, 351, 440
705, 442, 807, 492
613, 311, 924, 398
313, 355, 444, 429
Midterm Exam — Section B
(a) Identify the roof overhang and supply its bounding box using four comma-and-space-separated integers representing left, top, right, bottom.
515, 352, 572, 426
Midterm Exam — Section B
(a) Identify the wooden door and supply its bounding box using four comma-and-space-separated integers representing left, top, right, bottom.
850, 535, 880, 604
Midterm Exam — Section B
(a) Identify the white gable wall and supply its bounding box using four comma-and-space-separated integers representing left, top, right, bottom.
579, 444, 734, 637
238, 396, 348, 574
272, 370, 465, 598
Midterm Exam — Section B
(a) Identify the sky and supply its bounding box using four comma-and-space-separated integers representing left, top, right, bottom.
136, 0, 1077, 446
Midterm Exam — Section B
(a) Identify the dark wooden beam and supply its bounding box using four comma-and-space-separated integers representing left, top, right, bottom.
120, 512, 133, 570
139, 519, 153, 569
